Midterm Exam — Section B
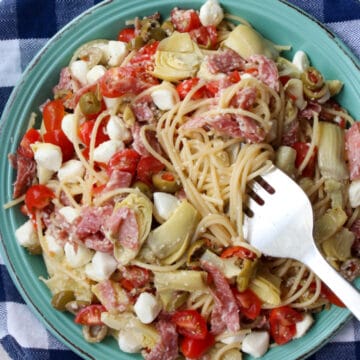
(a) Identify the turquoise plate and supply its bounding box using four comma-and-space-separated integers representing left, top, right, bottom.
0, 1, 359, 359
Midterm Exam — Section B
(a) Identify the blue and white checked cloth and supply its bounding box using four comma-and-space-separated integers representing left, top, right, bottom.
0, 1, 359, 359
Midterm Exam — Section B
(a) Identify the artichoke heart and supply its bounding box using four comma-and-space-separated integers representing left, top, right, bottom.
147, 200, 200, 261
223, 24, 279, 60
200, 249, 242, 279
112, 193, 153, 265
322, 227, 355, 261
152, 32, 203, 81
154, 270, 208, 292
249, 267, 281, 305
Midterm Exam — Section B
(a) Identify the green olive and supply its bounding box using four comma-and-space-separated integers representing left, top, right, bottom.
301, 67, 324, 91
82, 324, 108, 343
152, 171, 181, 193
51, 290, 76, 311
161, 21, 174, 35
303, 83, 328, 100
79, 91, 101, 116
133, 180, 152, 198
149, 27, 167, 41
129, 36, 145, 51
65, 300, 91, 314
236, 259, 258, 292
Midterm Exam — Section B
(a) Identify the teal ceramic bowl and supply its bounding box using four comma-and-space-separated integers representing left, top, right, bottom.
0, 1, 359, 359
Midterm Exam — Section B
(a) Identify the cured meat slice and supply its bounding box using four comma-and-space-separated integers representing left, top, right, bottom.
345, 122, 360, 180
207, 49, 246, 74
201, 260, 240, 333
144, 319, 178, 360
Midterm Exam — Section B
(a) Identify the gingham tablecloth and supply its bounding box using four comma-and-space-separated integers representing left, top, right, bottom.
0, 0, 359, 359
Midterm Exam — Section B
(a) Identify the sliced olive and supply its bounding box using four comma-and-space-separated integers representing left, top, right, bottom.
161, 21, 174, 35
149, 27, 167, 41
301, 67, 324, 91
133, 180, 152, 198
51, 290, 76, 311
82, 324, 108, 343
303, 83, 328, 100
79, 91, 101, 116
152, 171, 181, 193
236, 259, 258, 292
129, 36, 145, 51
65, 300, 91, 314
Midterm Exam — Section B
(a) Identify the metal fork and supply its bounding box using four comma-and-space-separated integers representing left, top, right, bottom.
244, 164, 360, 320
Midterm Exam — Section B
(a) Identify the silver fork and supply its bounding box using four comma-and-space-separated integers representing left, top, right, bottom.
245, 164, 360, 320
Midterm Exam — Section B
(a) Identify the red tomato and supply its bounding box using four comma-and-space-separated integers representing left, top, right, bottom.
180, 332, 215, 359
78, 119, 109, 148
136, 155, 165, 185
107, 149, 141, 177
130, 41, 159, 65
233, 288, 262, 320
292, 142, 317, 177
74, 304, 106, 326
25, 185, 55, 215
118, 27, 135, 42
43, 129, 74, 162
204, 80, 220, 98
172, 310, 208, 340
220, 246, 257, 260
170, 8, 201, 33
120, 265, 151, 292
321, 283, 345, 307
42, 99, 65, 132
18, 128, 41, 158
190, 25, 218, 49
269, 306, 303, 345
176, 78, 207, 100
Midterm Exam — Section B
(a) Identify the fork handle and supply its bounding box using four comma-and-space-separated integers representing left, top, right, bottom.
306, 249, 360, 321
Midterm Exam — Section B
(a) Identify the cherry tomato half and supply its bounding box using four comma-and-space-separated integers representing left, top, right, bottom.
42, 99, 65, 132
43, 129, 74, 162
107, 149, 141, 177
321, 283, 345, 307
170, 8, 201, 33
120, 265, 151, 292
220, 246, 257, 260
180, 332, 215, 359
18, 128, 41, 158
292, 142, 317, 178
190, 25, 218, 49
136, 155, 165, 185
176, 78, 205, 100
74, 304, 107, 326
118, 27, 136, 43
129, 41, 159, 65
25, 184, 55, 215
233, 288, 262, 320
78, 119, 109, 148
172, 309, 208, 340
269, 306, 303, 345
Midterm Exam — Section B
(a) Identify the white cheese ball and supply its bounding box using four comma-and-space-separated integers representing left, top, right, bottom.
64, 243, 93, 268
199, 0, 224, 26
57, 159, 85, 183
134, 292, 162, 324
242, 331, 270, 358
15, 220, 39, 248
151, 88, 176, 111
85, 251, 118, 282
93, 140, 124, 163
118, 330, 143, 353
